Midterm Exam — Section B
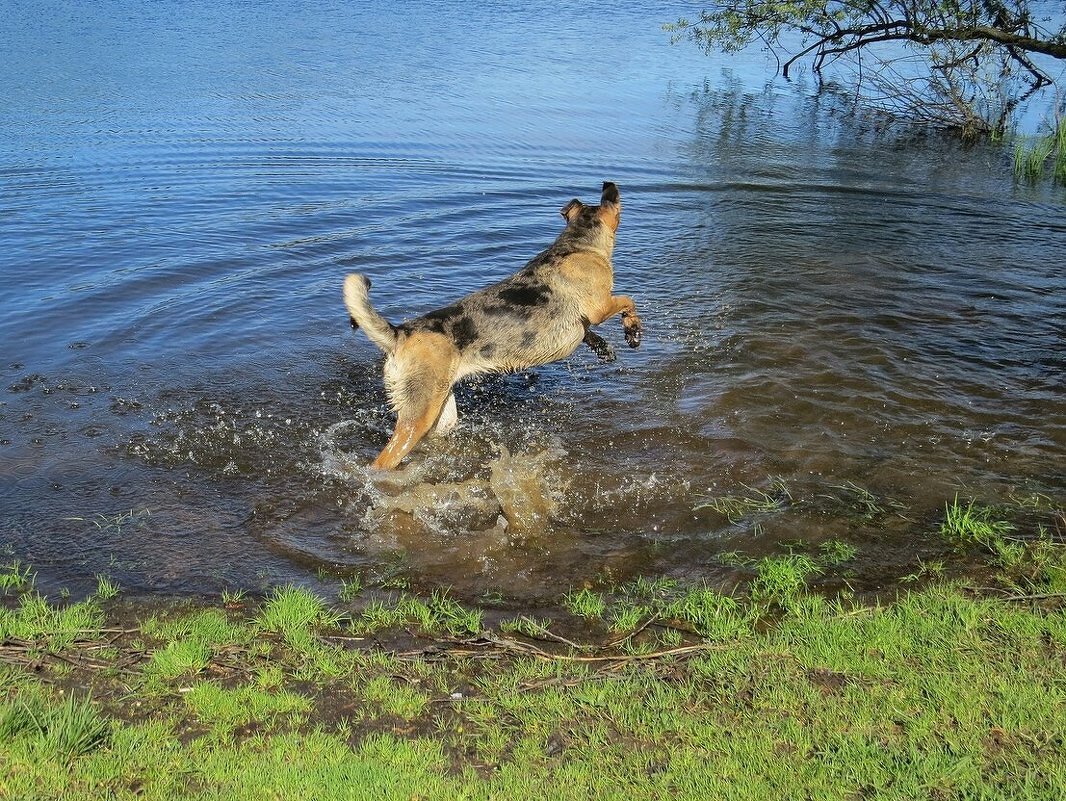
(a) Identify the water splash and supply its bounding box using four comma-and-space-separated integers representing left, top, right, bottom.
318, 416, 573, 542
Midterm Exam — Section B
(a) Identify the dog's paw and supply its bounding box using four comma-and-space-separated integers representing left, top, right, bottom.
583, 329, 616, 362
594, 340, 617, 362
623, 316, 643, 348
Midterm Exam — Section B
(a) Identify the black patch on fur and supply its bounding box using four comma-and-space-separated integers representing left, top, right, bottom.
452, 316, 480, 350
419, 303, 464, 334
520, 330, 537, 348
484, 303, 533, 320
423, 303, 461, 319
479, 343, 496, 359
499, 283, 551, 307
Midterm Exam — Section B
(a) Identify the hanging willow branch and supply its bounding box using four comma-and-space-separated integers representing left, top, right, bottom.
667, 0, 1066, 130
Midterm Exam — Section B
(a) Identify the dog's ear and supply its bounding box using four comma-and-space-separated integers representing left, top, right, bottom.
560, 199, 584, 222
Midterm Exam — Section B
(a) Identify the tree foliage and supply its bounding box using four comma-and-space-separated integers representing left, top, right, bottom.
669, 1, 1066, 135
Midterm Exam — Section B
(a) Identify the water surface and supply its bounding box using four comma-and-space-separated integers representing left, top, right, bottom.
2, 1, 1063, 602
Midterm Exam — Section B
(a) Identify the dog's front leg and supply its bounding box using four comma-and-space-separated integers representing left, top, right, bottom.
594, 295, 643, 348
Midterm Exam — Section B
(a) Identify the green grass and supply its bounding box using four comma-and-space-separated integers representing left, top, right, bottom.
1, 688, 111, 760
338, 575, 363, 602
359, 675, 431, 719
750, 553, 823, 608
95, 574, 120, 600
352, 590, 483, 637
2, 493, 1066, 799
0, 592, 105, 651
183, 682, 313, 734
0, 560, 35, 592
562, 587, 608, 620
256, 584, 342, 649
1013, 117, 1066, 182
936, 495, 1053, 575
818, 538, 858, 564
220, 587, 247, 607
941, 495, 1015, 546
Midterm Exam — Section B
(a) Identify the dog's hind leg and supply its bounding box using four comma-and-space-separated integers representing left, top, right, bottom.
371, 335, 459, 470
430, 393, 458, 437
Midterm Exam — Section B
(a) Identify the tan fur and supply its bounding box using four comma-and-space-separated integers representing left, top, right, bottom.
344, 182, 642, 470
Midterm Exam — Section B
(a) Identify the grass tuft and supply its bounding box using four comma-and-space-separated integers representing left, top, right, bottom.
256, 585, 341, 648
352, 591, 482, 636
941, 495, 1015, 552
0, 691, 110, 759
563, 587, 608, 620
750, 554, 822, 608
0, 593, 104, 651
94, 574, 120, 600
0, 561, 35, 593
1013, 115, 1066, 182
941, 495, 1014, 542
338, 575, 363, 602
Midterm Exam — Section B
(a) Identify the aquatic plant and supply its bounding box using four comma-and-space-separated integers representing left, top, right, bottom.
940, 496, 1015, 549
695, 477, 792, 524
1013, 114, 1066, 182
94, 574, 120, 600
0, 561, 34, 593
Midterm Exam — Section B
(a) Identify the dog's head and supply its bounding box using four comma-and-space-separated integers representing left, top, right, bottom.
559, 182, 622, 244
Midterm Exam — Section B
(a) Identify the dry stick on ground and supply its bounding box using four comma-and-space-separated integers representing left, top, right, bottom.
0, 637, 143, 676
963, 586, 1066, 602
464, 633, 732, 664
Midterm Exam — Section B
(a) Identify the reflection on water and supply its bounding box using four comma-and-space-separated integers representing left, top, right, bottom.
0, 2, 1063, 602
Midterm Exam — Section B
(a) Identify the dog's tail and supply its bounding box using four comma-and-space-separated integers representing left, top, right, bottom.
343, 273, 399, 355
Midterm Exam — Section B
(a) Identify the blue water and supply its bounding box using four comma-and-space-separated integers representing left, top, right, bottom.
1, 1, 1064, 601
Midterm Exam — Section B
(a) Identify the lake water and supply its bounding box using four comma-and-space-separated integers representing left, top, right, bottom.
2, 1, 1063, 603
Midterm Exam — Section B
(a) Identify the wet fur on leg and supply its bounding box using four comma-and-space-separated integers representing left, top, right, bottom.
343, 182, 643, 469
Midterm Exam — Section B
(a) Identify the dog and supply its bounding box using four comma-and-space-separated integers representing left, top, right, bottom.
343, 181, 642, 470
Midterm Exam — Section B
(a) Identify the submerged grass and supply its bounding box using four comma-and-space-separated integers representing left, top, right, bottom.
2, 494, 1065, 799
695, 477, 792, 524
